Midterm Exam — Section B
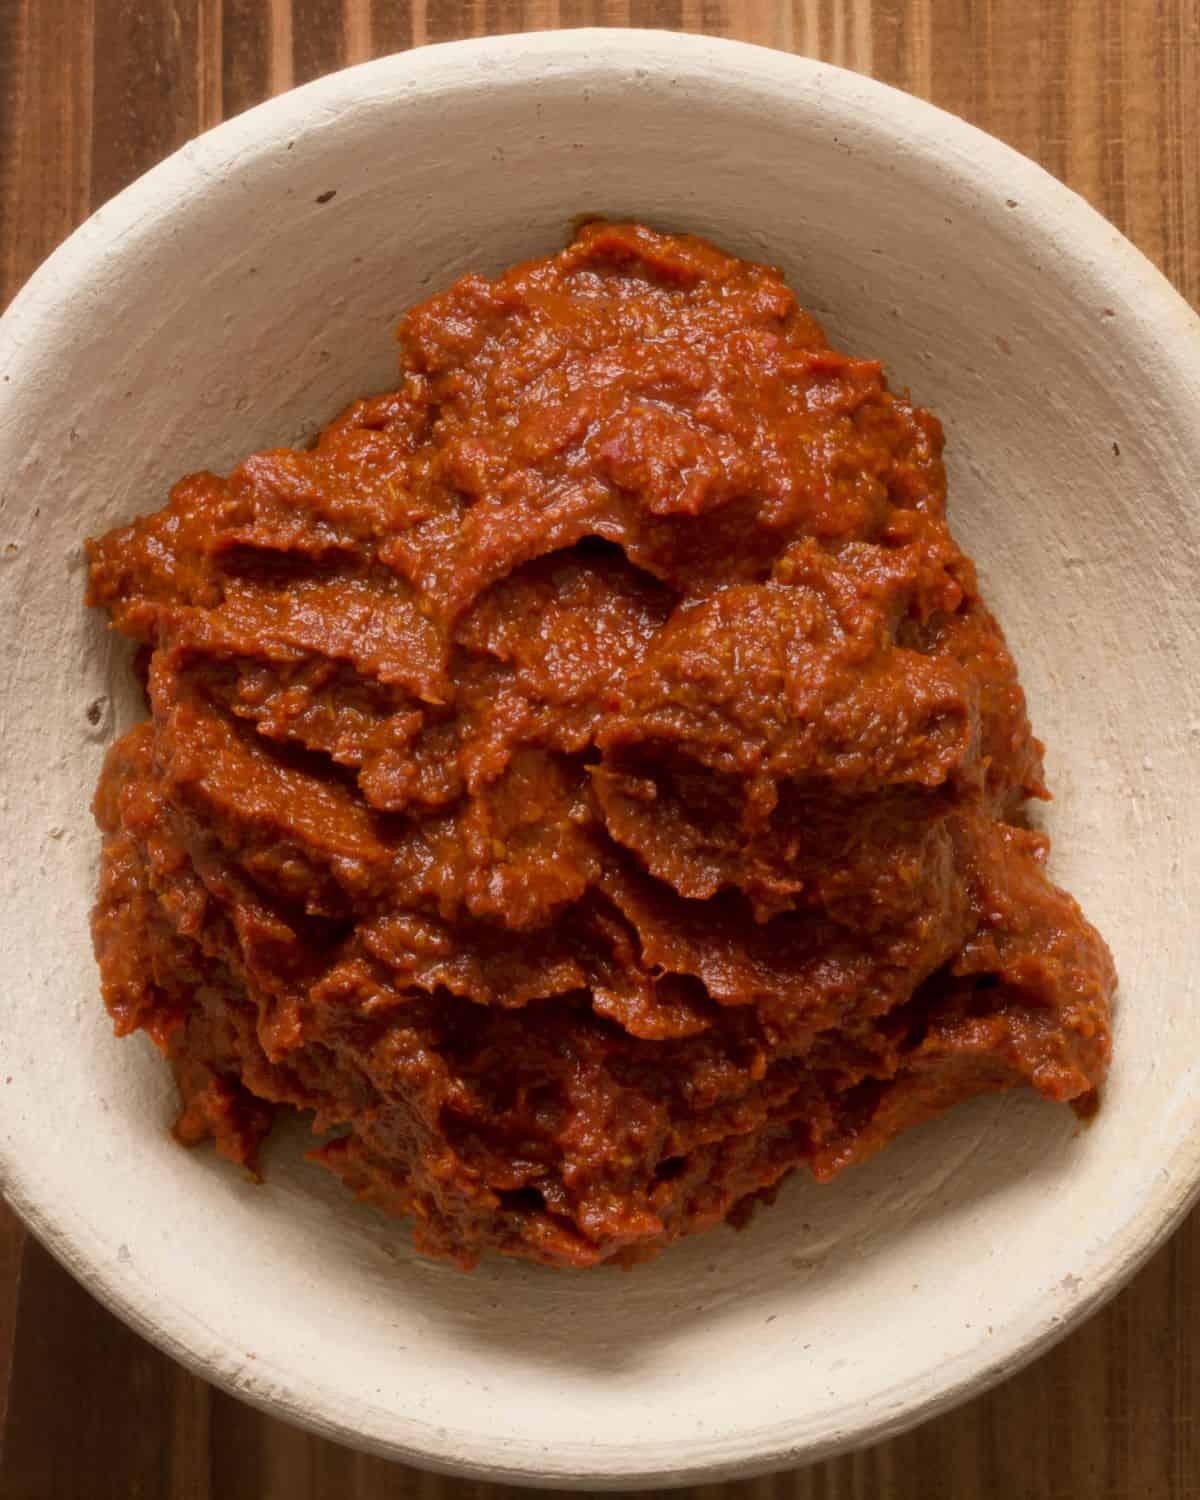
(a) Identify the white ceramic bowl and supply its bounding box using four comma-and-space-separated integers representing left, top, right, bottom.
1, 29, 1198, 1489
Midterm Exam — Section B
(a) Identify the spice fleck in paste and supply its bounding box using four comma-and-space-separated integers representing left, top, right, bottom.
87, 223, 1114, 1269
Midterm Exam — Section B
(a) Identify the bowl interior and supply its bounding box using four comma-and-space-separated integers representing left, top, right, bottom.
1, 31, 1199, 1488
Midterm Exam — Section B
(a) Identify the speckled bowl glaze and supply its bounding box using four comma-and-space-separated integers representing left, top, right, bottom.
1, 29, 1198, 1489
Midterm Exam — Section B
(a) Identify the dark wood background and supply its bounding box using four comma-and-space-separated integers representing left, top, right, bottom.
2, 2, 1198, 1496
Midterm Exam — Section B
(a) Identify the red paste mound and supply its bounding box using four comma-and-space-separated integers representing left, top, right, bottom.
87, 222, 1114, 1268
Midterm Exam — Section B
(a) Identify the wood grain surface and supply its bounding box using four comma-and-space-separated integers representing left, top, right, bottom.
2, 2, 1198, 1496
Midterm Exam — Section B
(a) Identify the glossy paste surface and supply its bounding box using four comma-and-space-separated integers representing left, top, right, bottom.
87, 223, 1114, 1268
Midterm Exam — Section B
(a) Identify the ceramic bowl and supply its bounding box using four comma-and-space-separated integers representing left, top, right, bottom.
1, 29, 1198, 1489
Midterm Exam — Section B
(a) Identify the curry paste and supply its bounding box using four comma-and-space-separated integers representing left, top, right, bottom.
87, 223, 1114, 1268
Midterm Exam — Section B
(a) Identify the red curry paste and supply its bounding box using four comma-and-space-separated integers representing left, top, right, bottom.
87, 223, 1114, 1268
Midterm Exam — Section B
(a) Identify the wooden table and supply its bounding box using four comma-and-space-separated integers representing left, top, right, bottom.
2, 2, 1198, 1495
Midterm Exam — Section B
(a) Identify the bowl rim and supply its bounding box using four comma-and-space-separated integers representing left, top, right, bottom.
2, 26, 1200, 1489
